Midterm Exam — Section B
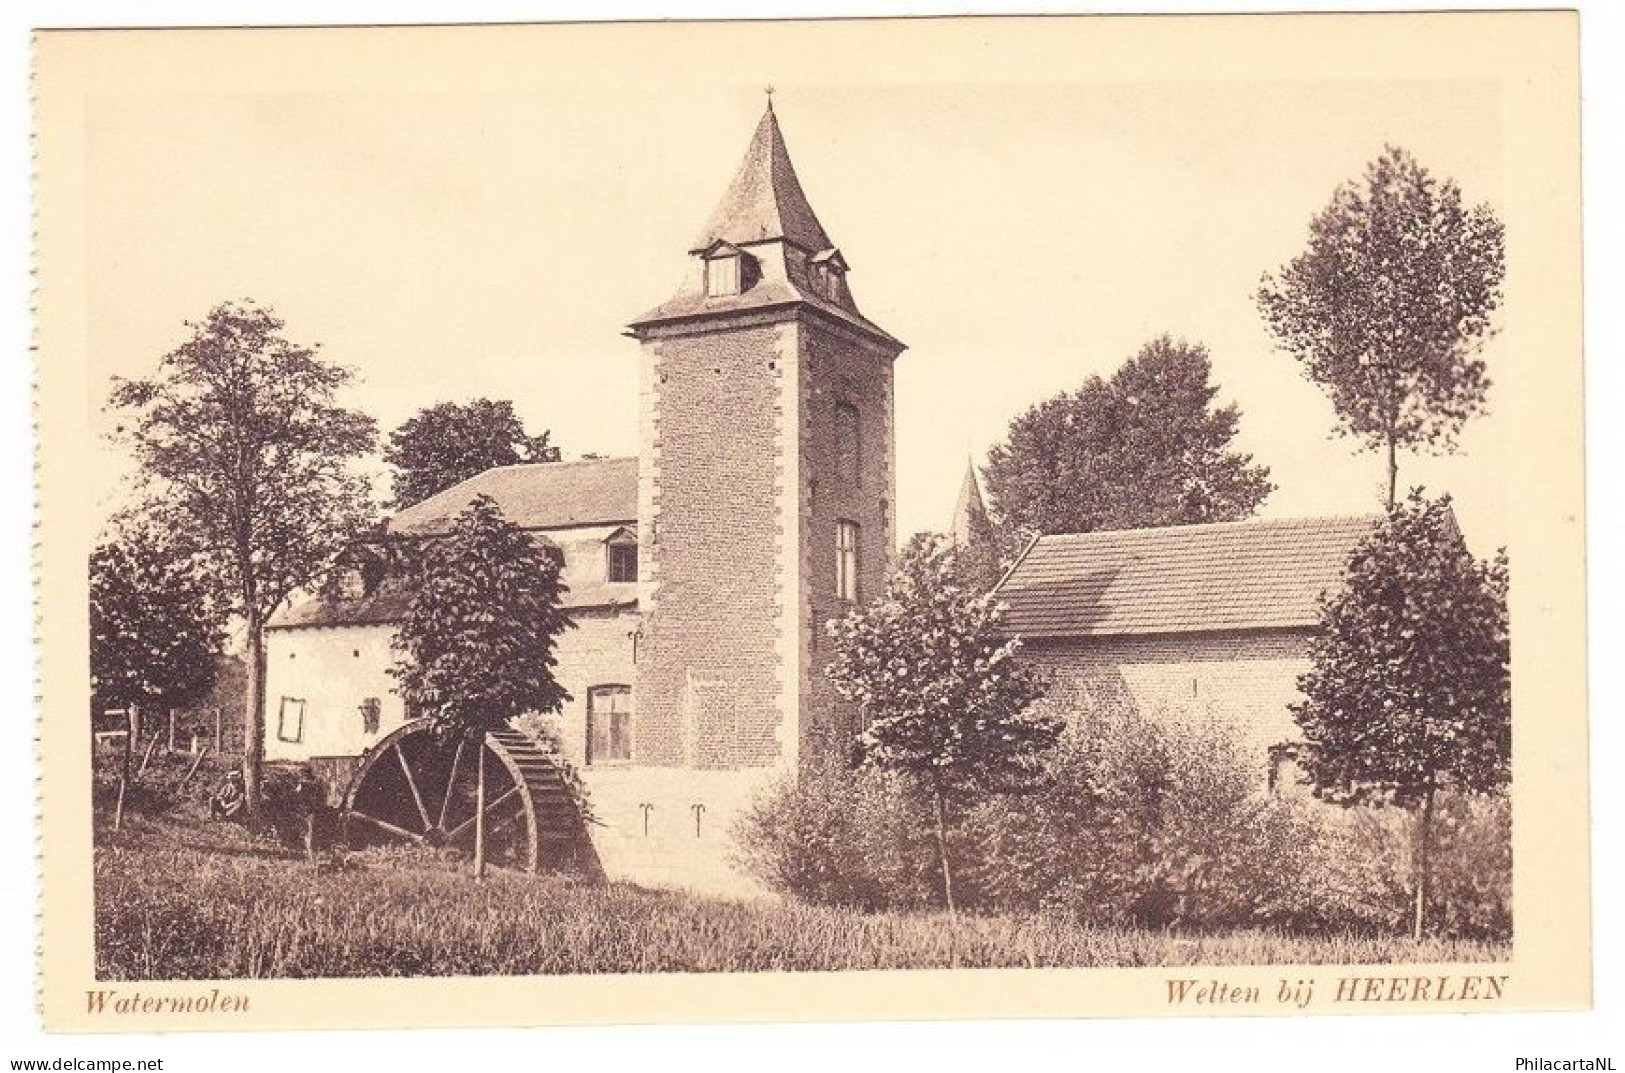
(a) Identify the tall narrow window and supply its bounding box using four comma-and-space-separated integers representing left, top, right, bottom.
587, 685, 633, 766
835, 402, 860, 485
277, 697, 306, 744
836, 519, 860, 602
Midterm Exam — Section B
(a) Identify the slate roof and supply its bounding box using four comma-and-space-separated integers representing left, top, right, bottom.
689, 103, 833, 254
627, 104, 904, 352
267, 458, 640, 630
387, 457, 637, 537
993, 514, 1382, 639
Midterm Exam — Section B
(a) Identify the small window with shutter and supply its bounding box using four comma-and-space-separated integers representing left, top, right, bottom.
277, 697, 306, 744
606, 530, 639, 583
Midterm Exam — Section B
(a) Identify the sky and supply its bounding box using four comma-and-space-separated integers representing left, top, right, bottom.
71, 22, 1510, 553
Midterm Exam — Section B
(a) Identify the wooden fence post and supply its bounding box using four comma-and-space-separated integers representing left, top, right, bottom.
113, 707, 135, 833
136, 732, 160, 780
177, 744, 212, 793
473, 734, 487, 882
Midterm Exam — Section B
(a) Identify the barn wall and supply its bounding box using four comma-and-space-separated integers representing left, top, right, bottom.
262, 624, 405, 764
261, 607, 639, 769
1019, 629, 1312, 783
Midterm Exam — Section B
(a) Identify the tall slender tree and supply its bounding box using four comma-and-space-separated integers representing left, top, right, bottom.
826, 537, 1058, 916
983, 336, 1272, 542
107, 301, 376, 821
1257, 146, 1506, 508
1291, 491, 1510, 938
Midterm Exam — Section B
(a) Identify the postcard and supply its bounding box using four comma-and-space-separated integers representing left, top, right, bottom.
33, 12, 1586, 1030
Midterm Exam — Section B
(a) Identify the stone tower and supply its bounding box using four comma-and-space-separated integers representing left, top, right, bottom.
628, 102, 904, 778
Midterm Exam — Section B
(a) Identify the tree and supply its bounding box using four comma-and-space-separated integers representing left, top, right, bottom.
107, 301, 377, 821
826, 537, 1058, 915
1291, 491, 1509, 938
1257, 146, 1506, 509
982, 336, 1272, 541
90, 522, 223, 719
385, 399, 561, 509
388, 495, 575, 876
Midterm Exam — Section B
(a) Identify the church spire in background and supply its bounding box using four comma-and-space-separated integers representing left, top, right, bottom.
950, 459, 990, 547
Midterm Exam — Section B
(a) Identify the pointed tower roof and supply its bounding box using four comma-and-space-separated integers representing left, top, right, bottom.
690, 103, 834, 253
950, 460, 990, 546
629, 100, 903, 353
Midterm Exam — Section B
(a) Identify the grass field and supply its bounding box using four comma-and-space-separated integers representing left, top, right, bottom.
95, 810, 1509, 979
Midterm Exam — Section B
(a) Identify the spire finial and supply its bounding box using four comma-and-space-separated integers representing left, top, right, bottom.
764, 85, 775, 111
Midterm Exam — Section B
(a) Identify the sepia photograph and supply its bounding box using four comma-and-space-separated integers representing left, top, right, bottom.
28, 8, 1591, 1035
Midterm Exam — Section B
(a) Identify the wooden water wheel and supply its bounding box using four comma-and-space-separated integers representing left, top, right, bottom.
343, 718, 595, 875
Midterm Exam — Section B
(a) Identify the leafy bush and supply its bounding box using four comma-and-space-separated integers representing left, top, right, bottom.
959, 710, 1342, 931
1317, 793, 1510, 941
738, 704, 1511, 940
733, 766, 939, 911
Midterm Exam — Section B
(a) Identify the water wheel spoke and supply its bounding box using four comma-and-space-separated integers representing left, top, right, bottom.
437, 736, 466, 830
446, 785, 521, 840
344, 719, 563, 874
394, 743, 434, 832
349, 807, 427, 845
485, 805, 528, 842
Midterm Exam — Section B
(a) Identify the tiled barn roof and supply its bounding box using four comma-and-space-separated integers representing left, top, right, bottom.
266, 458, 640, 630
993, 514, 1382, 639
387, 456, 637, 537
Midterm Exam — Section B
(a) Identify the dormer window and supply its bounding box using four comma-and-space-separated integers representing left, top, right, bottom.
707, 254, 741, 297
702, 241, 756, 298
605, 527, 639, 583
810, 248, 848, 302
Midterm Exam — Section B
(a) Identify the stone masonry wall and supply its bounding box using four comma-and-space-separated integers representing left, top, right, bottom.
1020, 629, 1312, 784
797, 317, 897, 770
523, 608, 639, 767
635, 321, 793, 770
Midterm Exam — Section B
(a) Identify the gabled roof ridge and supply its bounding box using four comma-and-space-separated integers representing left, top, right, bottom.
1034, 512, 1382, 544
387, 455, 638, 535
482, 455, 636, 473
